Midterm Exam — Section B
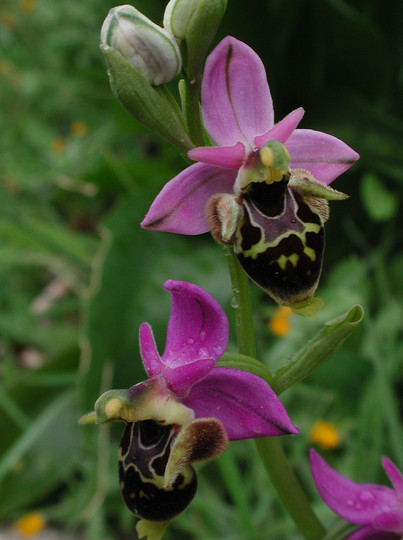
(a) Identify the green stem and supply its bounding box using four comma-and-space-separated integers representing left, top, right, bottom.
255, 438, 325, 540
183, 78, 205, 147
224, 247, 256, 358
225, 247, 326, 540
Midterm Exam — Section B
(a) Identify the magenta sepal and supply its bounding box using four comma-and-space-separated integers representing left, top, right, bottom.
182, 366, 299, 440
310, 449, 403, 540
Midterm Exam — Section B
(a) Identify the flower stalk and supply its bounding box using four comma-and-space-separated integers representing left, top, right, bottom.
224, 247, 326, 540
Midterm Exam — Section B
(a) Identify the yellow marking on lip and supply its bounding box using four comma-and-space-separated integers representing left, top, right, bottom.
236, 219, 321, 260
303, 246, 316, 261
276, 253, 299, 270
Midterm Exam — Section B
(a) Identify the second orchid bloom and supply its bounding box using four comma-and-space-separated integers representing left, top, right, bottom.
142, 36, 359, 312
81, 281, 297, 538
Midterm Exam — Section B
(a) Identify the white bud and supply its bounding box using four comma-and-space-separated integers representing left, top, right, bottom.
101, 4, 182, 86
163, 0, 199, 39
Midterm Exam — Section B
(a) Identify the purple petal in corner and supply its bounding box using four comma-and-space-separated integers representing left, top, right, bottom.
383, 457, 403, 497
348, 527, 399, 540
310, 450, 397, 526
183, 367, 298, 440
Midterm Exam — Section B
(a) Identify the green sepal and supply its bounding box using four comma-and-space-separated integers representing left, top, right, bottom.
217, 352, 275, 386
100, 45, 194, 154
290, 174, 348, 201
80, 388, 133, 424
272, 304, 364, 395
184, 0, 228, 80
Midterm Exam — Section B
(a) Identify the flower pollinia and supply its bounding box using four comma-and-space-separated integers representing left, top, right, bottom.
310, 450, 403, 540
101, 5, 181, 86
81, 280, 298, 540
142, 37, 359, 315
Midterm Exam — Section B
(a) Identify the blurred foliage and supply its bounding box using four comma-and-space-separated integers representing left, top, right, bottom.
0, 0, 402, 539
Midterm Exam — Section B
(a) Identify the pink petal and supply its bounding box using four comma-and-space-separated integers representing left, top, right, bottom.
141, 163, 237, 234
182, 367, 299, 441
310, 450, 397, 526
162, 280, 229, 369
254, 108, 305, 148
139, 323, 163, 378
286, 129, 359, 185
383, 457, 403, 496
188, 142, 245, 169
348, 527, 399, 540
202, 36, 274, 147
162, 359, 216, 398
373, 511, 403, 534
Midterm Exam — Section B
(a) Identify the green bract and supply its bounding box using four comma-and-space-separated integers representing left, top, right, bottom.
100, 44, 193, 153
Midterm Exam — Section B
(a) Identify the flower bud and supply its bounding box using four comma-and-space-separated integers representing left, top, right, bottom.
164, 0, 199, 39
163, 0, 227, 79
101, 4, 181, 86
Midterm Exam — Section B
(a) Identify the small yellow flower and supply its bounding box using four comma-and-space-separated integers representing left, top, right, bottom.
309, 419, 341, 451
0, 10, 16, 29
14, 512, 46, 538
51, 137, 66, 155
70, 120, 88, 137
19, 0, 36, 12
269, 306, 293, 337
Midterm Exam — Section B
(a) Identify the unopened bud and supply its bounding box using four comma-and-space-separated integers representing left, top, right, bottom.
164, 0, 199, 39
101, 4, 182, 86
163, 0, 227, 79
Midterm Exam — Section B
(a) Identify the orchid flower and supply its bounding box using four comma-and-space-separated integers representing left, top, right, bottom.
310, 449, 403, 540
81, 280, 298, 538
142, 36, 359, 311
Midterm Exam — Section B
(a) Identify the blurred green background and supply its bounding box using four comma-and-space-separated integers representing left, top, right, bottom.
0, 0, 402, 538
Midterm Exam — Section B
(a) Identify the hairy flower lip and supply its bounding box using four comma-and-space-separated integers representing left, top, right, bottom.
141, 36, 359, 235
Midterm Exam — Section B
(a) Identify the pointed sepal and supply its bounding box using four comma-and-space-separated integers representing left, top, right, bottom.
290, 169, 348, 200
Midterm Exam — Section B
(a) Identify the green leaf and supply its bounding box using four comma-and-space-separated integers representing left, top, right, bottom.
0, 390, 79, 518
272, 304, 364, 395
360, 173, 398, 221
